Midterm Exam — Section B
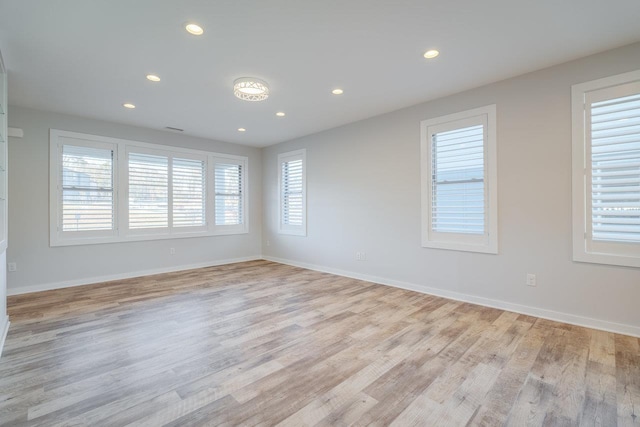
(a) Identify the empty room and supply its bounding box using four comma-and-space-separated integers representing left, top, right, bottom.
0, 1, 640, 426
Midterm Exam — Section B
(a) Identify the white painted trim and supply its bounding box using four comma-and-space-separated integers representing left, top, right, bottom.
262, 255, 640, 338
7, 256, 262, 296
0, 316, 9, 358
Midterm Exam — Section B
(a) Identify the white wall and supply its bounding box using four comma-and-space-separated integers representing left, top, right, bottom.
7, 106, 262, 294
262, 42, 640, 336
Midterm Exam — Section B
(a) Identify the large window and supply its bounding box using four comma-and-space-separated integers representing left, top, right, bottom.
420, 105, 498, 253
278, 149, 306, 236
572, 70, 640, 267
50, 130, 248, 246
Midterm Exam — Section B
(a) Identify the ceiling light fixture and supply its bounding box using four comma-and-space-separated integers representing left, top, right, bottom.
185, 23, 204, 35
332, 88, 344, 95
423, 49, 440, 59
276, 112, 285, 117
146, 74, 161, 82
238, 128, 246, 132
233, 77, 270, 102
123, 103, 136, 109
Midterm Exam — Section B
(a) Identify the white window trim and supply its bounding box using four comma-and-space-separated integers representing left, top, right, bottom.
50, 129, 249, 247
571, 69, 640, 268
278, 149, 307, 236
420, 105, 498, 254
211, 154, 249, 235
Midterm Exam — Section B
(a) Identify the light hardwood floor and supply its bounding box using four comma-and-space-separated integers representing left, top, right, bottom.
0, 260, 638, 426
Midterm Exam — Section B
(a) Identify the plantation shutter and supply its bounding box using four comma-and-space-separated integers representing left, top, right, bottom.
128, 152, 169, 229
431, 124, 485, 234
214, 162, 243, 226
281, 158, 303, 226
590, 91, 640, 243
173, 157, 206, 227
61, 144, 114, 231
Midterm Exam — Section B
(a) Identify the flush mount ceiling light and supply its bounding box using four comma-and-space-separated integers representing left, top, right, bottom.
332, 88, 344, 95
233, 77, 270, 102
123, 103, 136, 109
276, 111, 285, 117
238, 128, 246, 132
423, 49, 440, 59
185, 23, 204, 35
146, 74, 161, 82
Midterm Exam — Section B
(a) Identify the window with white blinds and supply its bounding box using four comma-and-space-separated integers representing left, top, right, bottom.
278, 150, 306, 236
61, 144, 114, 232
431, 124, 485, 235
128, 152, 169, 229
50, 129, 249, 246
421, 105, 497, 254
572, 70, 640, 267
214, 161, 243, 227
173, 157, 206, 228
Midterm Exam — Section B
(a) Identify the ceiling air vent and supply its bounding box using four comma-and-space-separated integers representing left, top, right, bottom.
165, 126, 184, 132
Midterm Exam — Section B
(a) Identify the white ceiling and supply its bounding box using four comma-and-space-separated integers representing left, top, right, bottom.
1, 0, 640, 147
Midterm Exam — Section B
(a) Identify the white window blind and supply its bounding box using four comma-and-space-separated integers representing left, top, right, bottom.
282, 159, 303, 226
278, 150, 306, 236
431, 124, 485, 235
61, 144, 114, 231
128, 152, 168, 229
214, 162, 243, 226
590, 92, 640, 243
173, 157, 206, 227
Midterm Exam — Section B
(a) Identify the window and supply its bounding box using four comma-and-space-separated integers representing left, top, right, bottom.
50, 129, 248, 246
213, 155, 248, 234
173, 157, 206, 228
572, 70, 640, 267
420, 105, 498, 253
128, 151, 169, 230
278, 149, 306, 236
55, 140, 116, 238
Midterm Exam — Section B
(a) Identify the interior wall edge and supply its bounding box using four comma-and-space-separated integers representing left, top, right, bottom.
262, 255, 640, 339
0, 316, 9, 358
6, 255, 262, 296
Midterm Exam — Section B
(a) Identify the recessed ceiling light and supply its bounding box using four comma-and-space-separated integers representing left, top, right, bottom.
146, 74, 161, 82
123, 103, 136, 109
332, 88, 344, 95
233, 77, 270, 102
185, 23, 204, 35
238, 128, 246, 132
276, 112, 286, 117
423, 49, 440, 59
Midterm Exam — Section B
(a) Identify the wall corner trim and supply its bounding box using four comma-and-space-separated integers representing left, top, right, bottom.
0, 316, 9, 358
261, 256, 640, 338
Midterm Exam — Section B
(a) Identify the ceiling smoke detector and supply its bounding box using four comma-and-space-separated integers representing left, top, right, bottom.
233, 77, 270, 102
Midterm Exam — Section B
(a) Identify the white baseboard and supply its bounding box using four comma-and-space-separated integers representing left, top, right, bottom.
7, 256, 263, 296
262, 256, 640, 338
0, 316, 9, 358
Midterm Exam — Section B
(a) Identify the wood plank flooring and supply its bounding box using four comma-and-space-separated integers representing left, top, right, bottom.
0, 260, 638, 426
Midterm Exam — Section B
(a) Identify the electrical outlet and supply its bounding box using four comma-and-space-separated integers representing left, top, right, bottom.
170, 248, 175, 255
266, 240, 271, 247
360, 252, 367, 261
526, 273, 536, 287
8, 262, 16, 272
355, 251, 361, 261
